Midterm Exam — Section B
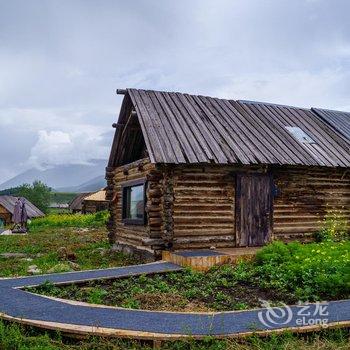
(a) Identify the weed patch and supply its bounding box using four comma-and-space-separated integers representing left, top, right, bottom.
28, 211, 109, 231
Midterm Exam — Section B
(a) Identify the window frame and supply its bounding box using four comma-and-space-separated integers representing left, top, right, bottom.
121, 178, 147, 226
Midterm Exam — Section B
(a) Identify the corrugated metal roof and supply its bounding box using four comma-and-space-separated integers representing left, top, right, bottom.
112, 89, 350, 167
312, 108, 350, 142
0, 196, 44, 218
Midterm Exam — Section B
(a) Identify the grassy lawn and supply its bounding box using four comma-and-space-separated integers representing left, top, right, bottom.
0, 214, 349, 349
0, 212, 138, 277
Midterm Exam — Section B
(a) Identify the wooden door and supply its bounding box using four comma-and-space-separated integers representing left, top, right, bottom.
235, 173, 273, 247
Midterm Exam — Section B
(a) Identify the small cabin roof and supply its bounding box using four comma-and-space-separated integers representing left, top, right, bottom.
84, 190, 107, 202
0, 196, 44, 218
109, 89, 350, 168
69, 193, 93, 211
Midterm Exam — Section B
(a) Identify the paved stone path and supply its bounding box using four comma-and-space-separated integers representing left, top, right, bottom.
0, 261, 349, 339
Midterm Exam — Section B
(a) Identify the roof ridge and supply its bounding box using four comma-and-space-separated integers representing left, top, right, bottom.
124, 88, 350, 114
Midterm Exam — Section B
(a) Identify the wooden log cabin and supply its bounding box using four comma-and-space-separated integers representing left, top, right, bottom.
82, 190, 109, 214
106, 89, 350, 260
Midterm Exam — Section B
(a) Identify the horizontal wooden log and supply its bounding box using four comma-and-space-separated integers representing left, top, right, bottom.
174, 235, 235, 244
148, 189, 162, 198
141, 238, 165, 246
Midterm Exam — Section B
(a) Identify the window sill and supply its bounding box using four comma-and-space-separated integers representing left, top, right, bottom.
122, 218, 145, 226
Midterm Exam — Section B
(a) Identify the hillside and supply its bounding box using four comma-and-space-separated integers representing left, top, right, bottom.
55, 175, 106, 193
0, 160, 107, 191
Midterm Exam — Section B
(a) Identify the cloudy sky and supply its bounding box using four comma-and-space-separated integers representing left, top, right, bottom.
1, 0, 349, 182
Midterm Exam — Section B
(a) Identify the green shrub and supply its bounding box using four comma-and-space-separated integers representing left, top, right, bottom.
28, 211, 109, 230
88, 287, 108, 304
254, 240, 350, 301
315, 209, 349, 242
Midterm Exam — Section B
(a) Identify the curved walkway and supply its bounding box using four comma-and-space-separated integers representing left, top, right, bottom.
0, 262, 349, 340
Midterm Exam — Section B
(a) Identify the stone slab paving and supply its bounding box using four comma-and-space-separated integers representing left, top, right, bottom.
0, 261, 349, 338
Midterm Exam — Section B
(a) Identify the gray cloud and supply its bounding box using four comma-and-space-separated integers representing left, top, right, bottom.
0, 0, 349, 181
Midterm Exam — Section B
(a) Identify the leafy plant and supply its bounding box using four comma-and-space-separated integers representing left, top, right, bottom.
88, 287, 108, 304
315, 209, 349, 242
254, 240, 350, 301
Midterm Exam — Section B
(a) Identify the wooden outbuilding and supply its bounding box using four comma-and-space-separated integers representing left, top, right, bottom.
82, 190, 109, 213
0, 196, 44, 225
69, 193, 93, 213
106, 89, 350, 260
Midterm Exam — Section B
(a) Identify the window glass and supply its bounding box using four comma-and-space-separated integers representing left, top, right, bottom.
125, 184, 144, 220
285, 126, 315, 144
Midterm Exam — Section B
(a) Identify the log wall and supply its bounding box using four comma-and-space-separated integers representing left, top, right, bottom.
83, 201, 109, 214
273, 166, 350, 242
171, 166, 236, 250
107, 159, 349, 256
106, 158, 164, 258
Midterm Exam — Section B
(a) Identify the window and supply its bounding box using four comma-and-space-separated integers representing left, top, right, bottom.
285, 126, 315, 144
122, 179, 146, 225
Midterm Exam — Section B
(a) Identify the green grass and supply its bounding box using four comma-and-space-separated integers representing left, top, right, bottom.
0, 225, 137, 277
0, 321, 348, 350
28, 211, 109, 231
47, 207, 70, 214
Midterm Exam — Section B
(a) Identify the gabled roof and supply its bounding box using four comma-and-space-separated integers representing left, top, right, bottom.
109, 89, 350, 168
312, 108, 350, 142
0, 196, 44, 218
69, 193, 93, 211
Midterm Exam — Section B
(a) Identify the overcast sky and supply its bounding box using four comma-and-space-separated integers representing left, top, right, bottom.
1, 0, 349, 182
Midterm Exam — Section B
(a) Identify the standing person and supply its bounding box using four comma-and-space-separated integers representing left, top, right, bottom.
20, 198, 28, 231
12, 197, 28, 233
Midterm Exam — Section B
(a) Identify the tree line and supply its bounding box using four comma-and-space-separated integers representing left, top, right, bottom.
0, 181, 51, 213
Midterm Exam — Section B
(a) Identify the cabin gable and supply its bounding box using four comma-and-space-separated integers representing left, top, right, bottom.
108, 94, 147, 168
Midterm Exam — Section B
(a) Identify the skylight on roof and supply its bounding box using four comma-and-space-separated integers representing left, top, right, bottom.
285, 126, 315, 144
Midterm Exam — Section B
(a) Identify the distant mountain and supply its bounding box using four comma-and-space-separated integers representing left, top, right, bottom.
56, 175, 106, 193
0, 160, 107, 191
